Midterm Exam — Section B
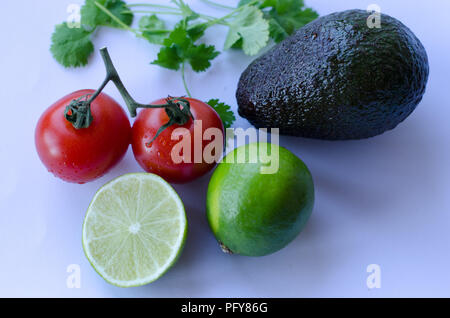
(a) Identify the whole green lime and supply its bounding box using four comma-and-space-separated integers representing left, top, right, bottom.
206, 143, 314, 256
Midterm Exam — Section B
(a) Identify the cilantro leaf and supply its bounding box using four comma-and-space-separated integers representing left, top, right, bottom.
267, 0, 318, 41
107, 0, 133, 27
152, 26, 189, 71
50, 0, 134, 68
266, 14, 289, 42
152, 46, 183, 70
187, 44, 219, 72
81, 0, 107, 27
237, 0, 318, 43
163, 25, 191, 49
207, 99, 236, 129
152, 24, 219, 73
50, 23, 94, 68
224, 6, 269, 56
81, 0, 133, 29
139, 15, 168, 45
187, 23, 207, 42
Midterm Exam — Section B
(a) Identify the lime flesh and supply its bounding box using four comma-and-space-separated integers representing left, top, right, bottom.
82, 173, 187, 287
207, 143, 314, 256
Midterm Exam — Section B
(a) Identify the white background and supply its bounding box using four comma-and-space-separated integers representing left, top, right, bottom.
1, 0, 449, 297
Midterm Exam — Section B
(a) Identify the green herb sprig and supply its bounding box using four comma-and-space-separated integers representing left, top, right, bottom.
50, 0, 318, 128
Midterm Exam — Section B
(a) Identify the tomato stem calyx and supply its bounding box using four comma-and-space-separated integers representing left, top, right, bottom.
64, 95, 94, 129
64, 47, 194, 142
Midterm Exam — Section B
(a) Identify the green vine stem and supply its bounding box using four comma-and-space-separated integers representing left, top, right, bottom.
65, 47, 194, 144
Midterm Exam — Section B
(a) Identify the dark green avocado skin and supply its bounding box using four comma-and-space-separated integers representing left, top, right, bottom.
236, 9, 429, 140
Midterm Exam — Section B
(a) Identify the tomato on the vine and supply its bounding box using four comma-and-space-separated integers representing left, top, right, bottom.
132, 98, 224, 183
36, 49, 232, 185
35, 90, 131, 183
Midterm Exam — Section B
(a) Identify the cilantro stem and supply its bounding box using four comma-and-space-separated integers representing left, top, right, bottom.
127, 9, 219, 22
202, 3, 252, 28
187, 20, 228, 30
198, 14, 223, 22
140, 28, 171, 34
127, 3, 179, 10
181, 62, 192, 98
94, 1, 144, 39
91, 0, 260, 105
200, 0, 234, 10
125, 10, 184, 16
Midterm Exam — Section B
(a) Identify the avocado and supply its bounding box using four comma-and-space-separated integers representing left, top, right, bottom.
236, 9, 429, 140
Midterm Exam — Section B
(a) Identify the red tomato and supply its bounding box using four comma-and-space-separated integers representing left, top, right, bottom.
132, 98, 224, 183
35, 90, 131, 183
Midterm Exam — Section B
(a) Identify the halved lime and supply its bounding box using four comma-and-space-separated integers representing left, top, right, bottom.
82, 173, 187, 287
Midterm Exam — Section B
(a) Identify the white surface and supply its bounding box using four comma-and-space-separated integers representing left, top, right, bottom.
0, 0, 449, 297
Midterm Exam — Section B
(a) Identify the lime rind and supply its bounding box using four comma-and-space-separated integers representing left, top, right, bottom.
82, 173, 187, 287
207, 143, 314, 256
